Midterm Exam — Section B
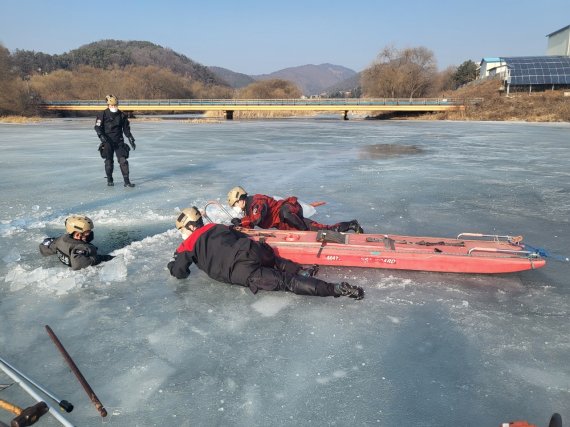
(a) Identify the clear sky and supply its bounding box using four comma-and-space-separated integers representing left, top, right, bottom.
1, 0, 569, 75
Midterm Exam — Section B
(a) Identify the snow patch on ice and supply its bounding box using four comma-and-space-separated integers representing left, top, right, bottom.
507, 363, 570, 393
106, 359, 176, 411
4, 264, 88, 295
387, 315, 401, 324
251, 295, 292, 316
2, 247, 21, 263
316, 369, 348, 384
99, 256, 128, 282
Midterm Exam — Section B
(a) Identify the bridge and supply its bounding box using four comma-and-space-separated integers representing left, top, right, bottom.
40, 98, 469, 119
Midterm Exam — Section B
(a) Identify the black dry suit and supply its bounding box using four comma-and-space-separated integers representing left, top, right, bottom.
168, 223, 339, 296
94, 108, 134, 184
39, 234, 109, 271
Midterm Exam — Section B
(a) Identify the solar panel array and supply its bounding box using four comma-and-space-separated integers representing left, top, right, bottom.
503, 56, 570, 85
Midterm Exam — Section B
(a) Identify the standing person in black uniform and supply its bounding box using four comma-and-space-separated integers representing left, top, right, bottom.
94, 95, 136, 187
39, 215, 114, 270
167, 207, 364, 299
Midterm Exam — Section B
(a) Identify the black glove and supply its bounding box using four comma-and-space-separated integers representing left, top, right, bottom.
41, 237, 56, 247
98, 254, 114, 262
231, 218, 242, 226
128, 136, 136, 150
98, 134, 108, 145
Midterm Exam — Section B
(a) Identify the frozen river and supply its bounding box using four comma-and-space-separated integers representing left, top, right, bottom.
0, 117, 569, 426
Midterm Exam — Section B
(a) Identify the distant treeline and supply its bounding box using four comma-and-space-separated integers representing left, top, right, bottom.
0, 39, 477, 116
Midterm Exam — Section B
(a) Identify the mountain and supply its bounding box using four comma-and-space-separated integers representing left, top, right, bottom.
208, 66, 255, 89
11, 40, 226, 86
10, 40, 358, 96
251, 64, 357, 96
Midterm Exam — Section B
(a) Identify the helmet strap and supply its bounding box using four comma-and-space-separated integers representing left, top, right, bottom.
179, 228, 192, 239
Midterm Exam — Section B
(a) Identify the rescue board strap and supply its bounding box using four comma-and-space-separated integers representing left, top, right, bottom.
316, 230, 346, 244
365, 237, 464, 248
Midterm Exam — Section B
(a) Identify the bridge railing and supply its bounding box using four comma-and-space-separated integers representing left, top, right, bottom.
41, 98, 480, 107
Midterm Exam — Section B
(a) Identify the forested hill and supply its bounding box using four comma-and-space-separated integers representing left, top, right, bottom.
11, 39, 225, 86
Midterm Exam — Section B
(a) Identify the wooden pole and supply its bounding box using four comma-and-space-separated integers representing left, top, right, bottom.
44, 325, 107, 417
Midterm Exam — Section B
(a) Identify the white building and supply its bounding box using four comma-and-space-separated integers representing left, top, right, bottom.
546, 25, 570, 56
479, 57, 506, 80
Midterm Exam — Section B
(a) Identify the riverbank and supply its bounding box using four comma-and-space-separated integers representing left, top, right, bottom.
0, 115, 44, 123
440, 80, 570, 122
2, 81, 568, 123
368, 80, 570, 122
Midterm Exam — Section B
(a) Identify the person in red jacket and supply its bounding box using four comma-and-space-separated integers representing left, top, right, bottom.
226, 186, 364, 233
167, 207, 364, 300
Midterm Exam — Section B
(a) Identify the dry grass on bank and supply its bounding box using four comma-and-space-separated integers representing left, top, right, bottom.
440, 80, 570, 122
369, 80, 570, 122
0, 116, 44, 123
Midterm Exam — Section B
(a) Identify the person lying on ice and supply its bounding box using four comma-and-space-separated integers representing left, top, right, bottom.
39, 215, 114, 270
226, 186, 364, 233
167, 207, 364, 300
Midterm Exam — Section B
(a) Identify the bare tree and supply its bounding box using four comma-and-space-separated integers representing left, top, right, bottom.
0, 44, 30, 115
28, 64, 233, 101
237, 79, 302, 99
433, 66, 457, 95
361, 45, 438, 99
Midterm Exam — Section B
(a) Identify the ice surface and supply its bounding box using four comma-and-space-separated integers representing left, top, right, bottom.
0, 117, 569, 426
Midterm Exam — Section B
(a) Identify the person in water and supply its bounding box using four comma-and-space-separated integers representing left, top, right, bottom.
39, 215, 114, 270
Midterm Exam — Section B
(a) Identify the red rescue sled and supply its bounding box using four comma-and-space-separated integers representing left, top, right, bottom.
238, 229, 546, 274
201, 201, 547, 274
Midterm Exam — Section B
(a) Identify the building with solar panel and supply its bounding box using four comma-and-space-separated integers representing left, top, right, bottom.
480, 56, 570, 94
479, 25, 570, 95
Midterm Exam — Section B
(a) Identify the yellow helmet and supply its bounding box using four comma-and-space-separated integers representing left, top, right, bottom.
65, 215, 94, 234
176, 207, 203, 230
227, 186, 247, 207
105, 95, 118, 106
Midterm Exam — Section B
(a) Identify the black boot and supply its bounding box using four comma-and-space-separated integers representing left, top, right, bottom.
123, 178, 135, 188
348, 220, 364, 234
334, 220, 363, 233
286, 275, 337, 296
107, 177, 114, 186
334, 282, 364, 300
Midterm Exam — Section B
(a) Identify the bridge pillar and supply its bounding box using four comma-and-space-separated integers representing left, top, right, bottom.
343, 110, 349, 120
225, 110, 234, 120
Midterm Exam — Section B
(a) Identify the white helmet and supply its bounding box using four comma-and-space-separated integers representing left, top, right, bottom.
65, 215, 94, 234
227, 186, 247, 207
176, 207, 203, 230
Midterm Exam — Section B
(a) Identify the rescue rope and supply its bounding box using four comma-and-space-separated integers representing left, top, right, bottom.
522, 243, 569, 262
